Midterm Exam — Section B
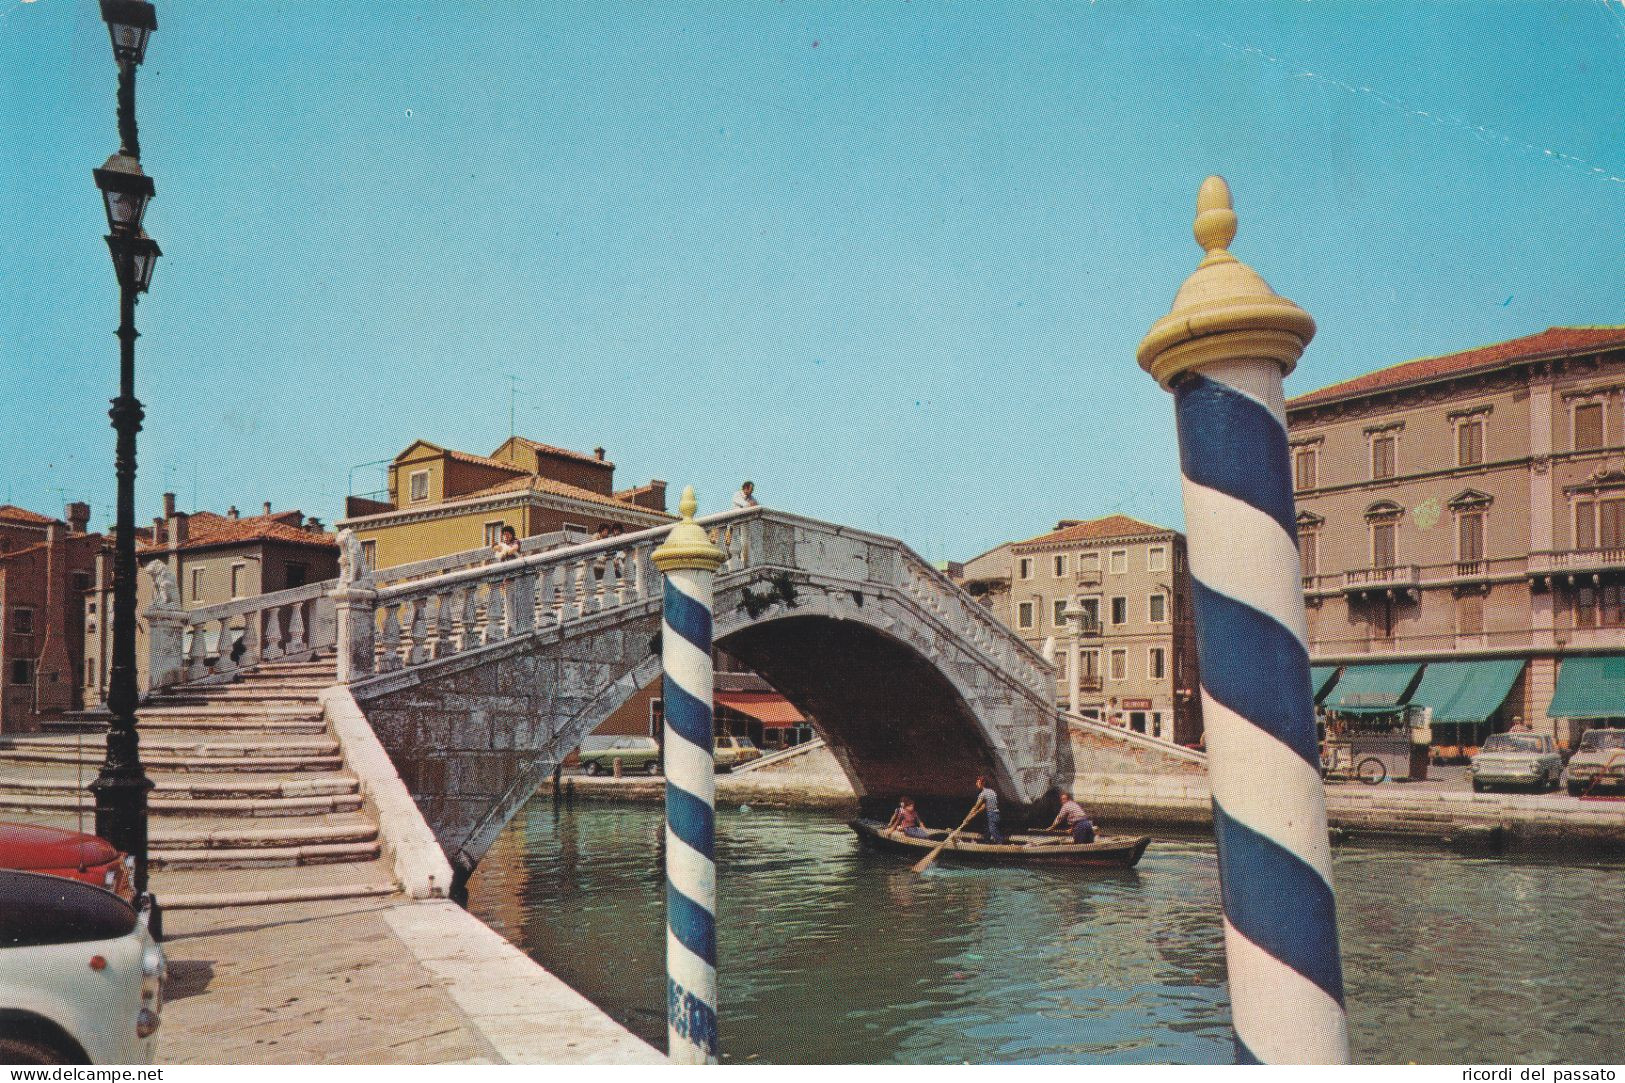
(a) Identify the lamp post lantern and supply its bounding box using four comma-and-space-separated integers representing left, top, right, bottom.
88, 0, 159, 904
1061, 599, 1086, 716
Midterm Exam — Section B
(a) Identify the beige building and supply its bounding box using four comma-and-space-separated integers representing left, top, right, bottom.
338, 436, 672, 572
957, 515, 1200, 745
1288, 325, 1625, 749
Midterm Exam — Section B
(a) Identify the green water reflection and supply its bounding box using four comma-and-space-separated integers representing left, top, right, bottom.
466, 801, 1624, 1064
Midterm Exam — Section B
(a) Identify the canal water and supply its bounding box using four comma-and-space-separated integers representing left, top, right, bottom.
466, 800, 1624, 1065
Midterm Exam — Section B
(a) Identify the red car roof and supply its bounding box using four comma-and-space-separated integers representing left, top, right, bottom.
0, 821, 120, 871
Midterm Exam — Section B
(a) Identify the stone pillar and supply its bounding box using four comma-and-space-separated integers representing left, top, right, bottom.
651, 486, 726, 1065
145, 609, 186, 692
333, 585, 377, 684
1136, 177, 1349, 1064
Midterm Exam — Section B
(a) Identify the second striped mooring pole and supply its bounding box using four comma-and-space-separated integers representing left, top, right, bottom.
1136, 176, 1350, 1064
651, 485, 726, 1064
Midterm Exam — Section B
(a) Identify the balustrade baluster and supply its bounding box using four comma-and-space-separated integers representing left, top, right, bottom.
511, 571, 536, 634
432, 590, 454, 657
185, 621, 208, 680
287, 601, 308, 654
214, 617, 238, 674
239, 609, 261, 668
263, 607, 285, 661
633, 544, 652, 599
407, 597, 428, 665
461, 587, 480, 651
603, 550, 623, 606
380, 603, 403, 672
485, 582, 506, 643
538, 565, 557, 624
570, 560, 588, 620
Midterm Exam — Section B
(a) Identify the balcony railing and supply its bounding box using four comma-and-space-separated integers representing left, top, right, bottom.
1077, 677, 1103, 693
1528, 548, 1625, 584
1342, 564, 1420, 594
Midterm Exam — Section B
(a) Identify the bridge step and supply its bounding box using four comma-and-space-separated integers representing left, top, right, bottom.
0, 769, 358, 800
0, 748, 345, 774
151, 840, 381, 870
0, 789, 363, 818
150, 817, 377, 849
133, 719, 329, 738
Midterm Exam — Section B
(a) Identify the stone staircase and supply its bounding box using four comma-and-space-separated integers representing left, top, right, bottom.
0, 651, 399, 907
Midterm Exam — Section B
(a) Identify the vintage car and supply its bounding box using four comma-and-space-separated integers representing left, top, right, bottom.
1470, 732, 1563, 792
0, 870, 164, 1064
713, 735, 761, 771
0, 822, 133, 902
1564, 727, 1625, 796
579, 736, 662, 775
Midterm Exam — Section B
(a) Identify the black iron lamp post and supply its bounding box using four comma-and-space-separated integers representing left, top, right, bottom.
89, 0, 159, 901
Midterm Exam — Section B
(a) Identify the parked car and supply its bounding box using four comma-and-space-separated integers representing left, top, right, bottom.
1470, 732, 1563, 792
0, 822, 133, 903
0, 870, 164, 1064
1564, 727, 1625, 796
579, 736, 662, 775
713, 735, 761, 771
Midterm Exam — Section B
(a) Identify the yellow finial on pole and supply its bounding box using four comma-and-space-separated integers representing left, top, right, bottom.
652, 485, 726, 573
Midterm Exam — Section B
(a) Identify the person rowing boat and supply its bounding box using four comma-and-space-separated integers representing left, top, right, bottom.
1046, 790, 1096, 844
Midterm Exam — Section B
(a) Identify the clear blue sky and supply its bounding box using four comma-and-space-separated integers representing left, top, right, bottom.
3, 1, 1622, 562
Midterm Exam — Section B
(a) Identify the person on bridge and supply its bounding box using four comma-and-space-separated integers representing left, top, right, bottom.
492, 525, 521, 562
733, 481, 758, 509
886, 797, 929, 839
1046, 791, 1096, 845
974, 776, 1005, 844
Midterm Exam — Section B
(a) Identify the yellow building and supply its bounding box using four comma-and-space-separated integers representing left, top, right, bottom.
338, 436, 672, 572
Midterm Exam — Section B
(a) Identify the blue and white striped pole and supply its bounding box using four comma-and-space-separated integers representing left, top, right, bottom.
1137, 177, 1349, 1064
651, 486, 726, 1064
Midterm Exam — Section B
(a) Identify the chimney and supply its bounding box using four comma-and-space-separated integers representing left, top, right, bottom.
162, 492, 176, 518
263, 501, 273, 516
227, 506, 239, 520
305, 517, 323, 534
648, 479, 667, 512
65, 502, 90, 534
169, 511, 189, 547
594, 447, 606, 461
152, 517, 166, 544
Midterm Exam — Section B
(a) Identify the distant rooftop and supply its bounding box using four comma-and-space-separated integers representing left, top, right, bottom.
1289, 326, 1625, 409
1016, 514, 1173, 547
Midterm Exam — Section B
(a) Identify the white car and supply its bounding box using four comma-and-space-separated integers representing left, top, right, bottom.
0, 870, 164, 1064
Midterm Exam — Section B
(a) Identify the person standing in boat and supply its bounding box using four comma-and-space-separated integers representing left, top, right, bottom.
885, 796, 929, 839
1047, 790, 1096, 845
974, 776, 1005, 844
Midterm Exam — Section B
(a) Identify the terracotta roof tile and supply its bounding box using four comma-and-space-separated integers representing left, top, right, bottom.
0, 541, 49, 562
501, 437, 612, 468
1290, 326, 1625, 409
0, 505, 54, 525
1016, 514, 1173, 547
138, 512, 336, 554
445, 448, 529, 474
464, 475, 674, 517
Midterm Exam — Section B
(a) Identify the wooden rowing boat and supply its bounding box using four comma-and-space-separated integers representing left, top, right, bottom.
848, 818, 1150, 867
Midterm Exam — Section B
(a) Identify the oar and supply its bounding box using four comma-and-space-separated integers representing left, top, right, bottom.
912, 800, 984, 873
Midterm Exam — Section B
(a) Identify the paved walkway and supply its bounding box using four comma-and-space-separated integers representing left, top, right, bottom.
159, 890, 663, 1065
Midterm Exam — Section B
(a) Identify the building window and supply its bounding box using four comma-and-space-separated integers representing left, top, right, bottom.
9, 659, 31, 686
1110, 596, 1128, 626
1109, 549, 1127, 574
1457, 418, 1485, 467
1017, 601, 1035, 630
72, 572, 91, 591
189, 567, 204, 601
1148, 546, 1167, 572
1052, 554, 1067, 578
360, 539, 377, 573
230, 563, 247, 599
1371, 597, 1397, 639
484, 521, 508, 548
1299, 530, 1319, 579
1078, 552, 1100, 578
1078, 649, 1100, 689
1576, 497, 1625, 551
1457, 509, 1485, 563
1149, 593, 1167, 623
1055, 652, 1067, 680
1574, 402, 1605, 452
1371, 520, 1396, 568
1294, 447, 1318, 491
11, 608, 33, 635
1148, 646, 1167, 681
1575, 584, 1625, 629
1370, 433, 1397, 480
1017, 557, 1034, 580
285, 562, 309, 588
1457, 593, 1484, 635
1109, 649, 1127, 681
86, 658, 96, 685
1052, 599, 1068, 628
408, 469, 430, 503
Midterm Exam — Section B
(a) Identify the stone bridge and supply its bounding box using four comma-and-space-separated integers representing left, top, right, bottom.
144, 508, 1069, 881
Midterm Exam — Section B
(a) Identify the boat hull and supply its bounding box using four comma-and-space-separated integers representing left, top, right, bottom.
848, 819, 1150, 867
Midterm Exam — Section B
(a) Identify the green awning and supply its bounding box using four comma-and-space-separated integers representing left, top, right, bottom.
1547, 655, 1625, 718
1310, 666, 1341, 703
1408, 660, 1524, 724
1324, 663, 1421, 711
